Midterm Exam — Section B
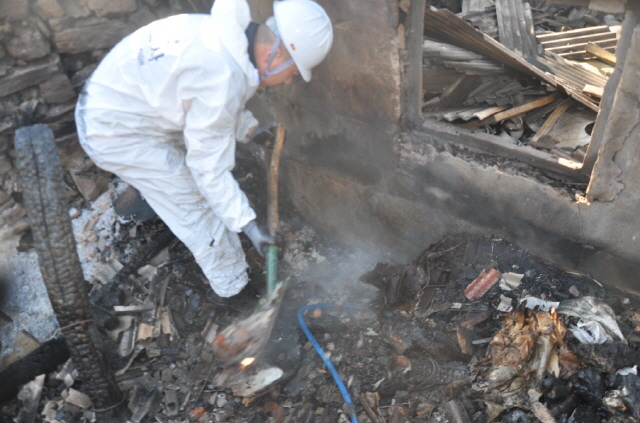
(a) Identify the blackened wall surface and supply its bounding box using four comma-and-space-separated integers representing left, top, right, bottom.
249, 0, 640, 297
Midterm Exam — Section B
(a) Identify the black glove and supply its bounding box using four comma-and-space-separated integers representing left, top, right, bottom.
242, 220, 275, 256
249, 126, 277, 146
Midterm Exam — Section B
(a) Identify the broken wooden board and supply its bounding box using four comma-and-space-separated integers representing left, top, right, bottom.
531, 100, 573, 143
424, 106, 506, 122
536, 25, 620, 61
423, 7, 600, 111
586, 41, 617, 66
540, 105, 596, 150
461, 92, 562, 129
421, 119, 588, 183
583, 84, 604, 98
533, 51, 607, 111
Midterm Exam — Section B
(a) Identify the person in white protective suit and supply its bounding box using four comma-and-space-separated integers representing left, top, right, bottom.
75, 0, 333, 297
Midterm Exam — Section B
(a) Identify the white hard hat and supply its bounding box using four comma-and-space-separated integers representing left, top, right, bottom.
273, 0, 333, 82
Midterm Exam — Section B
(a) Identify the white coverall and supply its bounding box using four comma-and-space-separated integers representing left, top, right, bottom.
75, 0, 260, 297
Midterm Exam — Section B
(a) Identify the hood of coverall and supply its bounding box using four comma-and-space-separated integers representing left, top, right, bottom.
209, 0, 260, 88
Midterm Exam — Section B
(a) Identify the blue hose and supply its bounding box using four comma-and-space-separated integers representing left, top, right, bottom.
297, 304, 360, 423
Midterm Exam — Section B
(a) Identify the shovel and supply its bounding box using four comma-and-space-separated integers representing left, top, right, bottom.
211, 123, 288, 379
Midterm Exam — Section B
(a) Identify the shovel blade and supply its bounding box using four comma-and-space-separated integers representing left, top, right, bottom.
212, 282, 286, 367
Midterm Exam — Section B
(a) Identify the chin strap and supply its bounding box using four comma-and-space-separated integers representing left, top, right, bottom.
259, 35, 294, 82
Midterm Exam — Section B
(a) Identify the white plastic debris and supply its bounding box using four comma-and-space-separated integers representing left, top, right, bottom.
16, 374, 45, 423
520, 297, 560, 312
499, 273, 524, 291
569, 320, 612, 344
616, 365, 638, 376
497, 295, 513, 312
557, 296, 626, 343
65, 388, 92, 409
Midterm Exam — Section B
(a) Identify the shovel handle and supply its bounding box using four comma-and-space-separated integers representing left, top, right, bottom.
266, 124, 284, 294
267, 123, 285, 238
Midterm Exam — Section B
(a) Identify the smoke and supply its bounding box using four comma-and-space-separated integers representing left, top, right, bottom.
280, 224, 381, 308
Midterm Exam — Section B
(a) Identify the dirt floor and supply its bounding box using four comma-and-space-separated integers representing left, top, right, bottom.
2, 155, 640, 423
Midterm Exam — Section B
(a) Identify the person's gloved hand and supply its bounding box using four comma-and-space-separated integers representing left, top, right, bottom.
249, 126, 277, 146
242, 220, 274, 256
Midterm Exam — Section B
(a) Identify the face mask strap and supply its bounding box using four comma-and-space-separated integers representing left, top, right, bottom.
260, 36, 295, 81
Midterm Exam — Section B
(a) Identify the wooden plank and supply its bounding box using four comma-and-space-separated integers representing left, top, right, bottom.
490, 93, 562, 122
423, 8, 598, 111
421, 119, 588, 182
536, 25, 612, 42
539, 32, 617, 49
531, 100, 572, 142
524, 97, 570, 124
583, 84, 604, 98
461, 93, 562, 128
586, 42, 617, 66
560, 44, 617, 61
550, 39, 618, 55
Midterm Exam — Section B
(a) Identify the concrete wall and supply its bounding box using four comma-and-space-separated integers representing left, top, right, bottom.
249, 0, 640, 297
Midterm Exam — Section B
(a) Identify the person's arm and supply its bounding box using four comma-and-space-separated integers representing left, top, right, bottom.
235, 109, 258, 143
178, 60, 256, 233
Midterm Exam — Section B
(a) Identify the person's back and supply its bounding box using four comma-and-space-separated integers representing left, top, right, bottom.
83, 12, 256, 137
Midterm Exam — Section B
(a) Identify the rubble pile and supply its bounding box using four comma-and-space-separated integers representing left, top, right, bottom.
358, 235, 640, 422
423, 1, 624, 165
3, 189, 640, 423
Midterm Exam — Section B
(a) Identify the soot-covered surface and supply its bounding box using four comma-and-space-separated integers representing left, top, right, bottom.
2, 158, 640, 423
